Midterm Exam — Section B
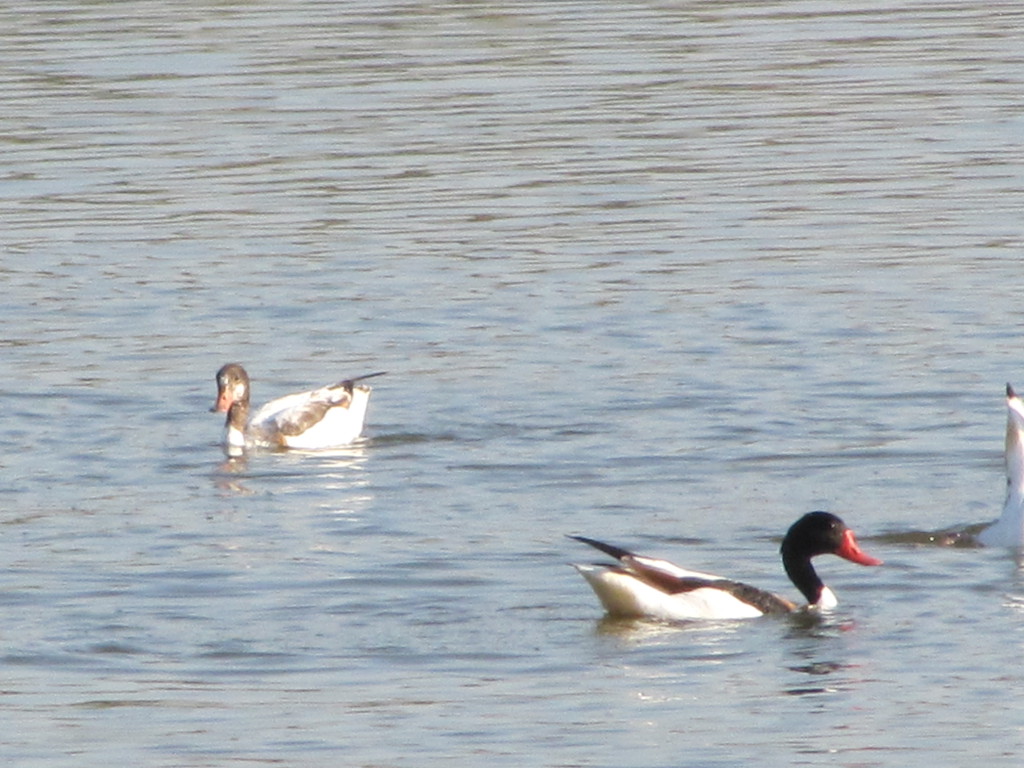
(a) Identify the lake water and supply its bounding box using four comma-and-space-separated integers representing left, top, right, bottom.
3, 1, 1024, 765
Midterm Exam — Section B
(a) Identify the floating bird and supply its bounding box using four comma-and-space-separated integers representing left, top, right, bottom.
570, 511, 881, 621
212, 363, 384, 455
977, 383, 1024, 547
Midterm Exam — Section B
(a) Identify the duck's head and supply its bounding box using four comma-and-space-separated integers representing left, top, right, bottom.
780, 511, 882, 606
1005, 384, 1024, 491
212, 363, 250, 413
781, 511, 882, 566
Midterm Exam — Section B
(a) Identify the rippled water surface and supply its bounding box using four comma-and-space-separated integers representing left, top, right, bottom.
4, 1, 1024, 766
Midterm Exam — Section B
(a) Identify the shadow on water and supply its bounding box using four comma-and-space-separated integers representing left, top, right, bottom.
593, 614, 732, 638
209, 441, 372, 495
590, 604, 846, 640
872, 523, 990, 549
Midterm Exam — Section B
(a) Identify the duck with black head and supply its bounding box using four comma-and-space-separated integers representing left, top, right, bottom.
570, 511, 882, 621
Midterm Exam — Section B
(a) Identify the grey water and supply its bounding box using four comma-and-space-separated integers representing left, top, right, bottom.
3, 1, 1024, 765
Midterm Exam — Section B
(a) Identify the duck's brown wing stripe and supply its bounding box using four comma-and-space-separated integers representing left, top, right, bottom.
632, 568, 795, 615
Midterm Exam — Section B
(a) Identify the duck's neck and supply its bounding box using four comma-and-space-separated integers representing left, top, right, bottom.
223, 401, 249, 455
977, 495, 1024, 547
782, 549, 825, 606
1006, 415, 1024, 503
989, 418, 1024, 545
997, 495, 1024, 541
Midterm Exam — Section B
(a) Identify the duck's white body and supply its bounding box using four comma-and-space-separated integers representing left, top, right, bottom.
571, 512, 880, 622
573, 563, 772, 620
978, 384, 1024, 547
247, 385, 372, 450
214, 364, 383, 456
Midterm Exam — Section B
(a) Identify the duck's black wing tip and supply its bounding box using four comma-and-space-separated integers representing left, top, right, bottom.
335, 371, 388, 390
567, 535, 635, 562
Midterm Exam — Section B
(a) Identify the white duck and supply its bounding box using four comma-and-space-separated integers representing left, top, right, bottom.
571, 511, 881, 621
212, 363, 384, 456
977, 383, 1024, 547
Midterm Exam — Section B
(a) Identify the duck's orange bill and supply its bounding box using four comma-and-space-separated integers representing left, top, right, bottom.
837, 529, 883, 566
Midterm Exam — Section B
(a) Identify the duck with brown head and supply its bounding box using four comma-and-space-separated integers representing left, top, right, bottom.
212, 363, 385, 456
